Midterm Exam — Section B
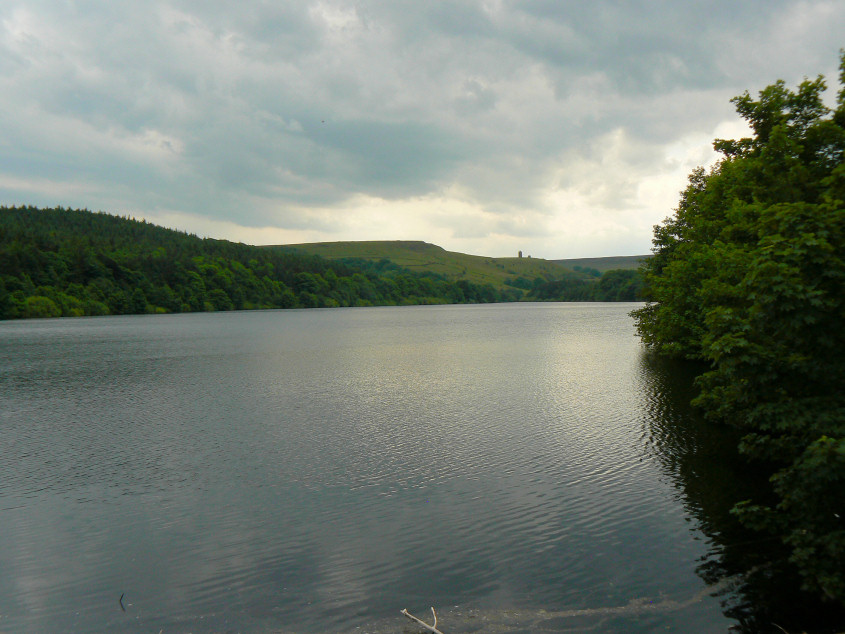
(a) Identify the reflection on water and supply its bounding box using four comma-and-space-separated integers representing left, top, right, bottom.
1, 305, 842, 633
637, 351, 845, 633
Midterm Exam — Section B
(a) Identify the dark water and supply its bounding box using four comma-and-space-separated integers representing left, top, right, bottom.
0, 304, 839, 633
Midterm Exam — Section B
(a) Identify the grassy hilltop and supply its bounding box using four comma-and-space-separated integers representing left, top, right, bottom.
275, 240, 592, 290
553, 254, 649, 273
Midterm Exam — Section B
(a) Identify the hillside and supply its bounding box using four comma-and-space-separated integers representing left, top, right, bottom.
0, 206, 507, 319
553, 254, 651, 273
275, 240, 584, 289
0, 208, 647, 320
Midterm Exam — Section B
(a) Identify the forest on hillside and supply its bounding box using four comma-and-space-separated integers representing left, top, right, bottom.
526, 268, 643, 302
0, 206, 509, 319
0, 206, 643, 320
340, 255, 644, 302
633, 53, 845, 604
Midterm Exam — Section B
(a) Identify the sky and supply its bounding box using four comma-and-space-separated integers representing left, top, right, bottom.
1, 1, 843, 259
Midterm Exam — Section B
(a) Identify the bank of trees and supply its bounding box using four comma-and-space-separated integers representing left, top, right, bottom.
0, 206, 646, 320
0, 206, 504, 319
528, 268, 643, 301
633, 53, 845, 603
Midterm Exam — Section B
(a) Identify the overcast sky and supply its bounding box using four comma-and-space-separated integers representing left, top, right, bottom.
1, 1, 843, 258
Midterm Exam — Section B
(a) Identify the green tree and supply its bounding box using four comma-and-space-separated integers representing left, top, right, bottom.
207, 288, 235, 311
633, 52, 845, 603
22, 296, 61, 318
130, 288, 149, 314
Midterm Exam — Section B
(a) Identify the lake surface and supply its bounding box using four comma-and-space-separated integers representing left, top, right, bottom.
0, 303, 834, 633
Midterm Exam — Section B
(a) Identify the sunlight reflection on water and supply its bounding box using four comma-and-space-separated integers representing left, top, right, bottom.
0, 304, 738, 633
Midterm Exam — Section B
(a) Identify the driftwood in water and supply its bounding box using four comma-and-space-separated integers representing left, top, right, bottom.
400, 607, 445, 634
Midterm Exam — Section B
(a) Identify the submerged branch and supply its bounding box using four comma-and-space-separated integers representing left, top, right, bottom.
400, 607, 445, 634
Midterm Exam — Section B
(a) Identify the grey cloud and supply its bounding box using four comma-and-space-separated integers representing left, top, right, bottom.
316, 120, 465, 188
1, 0, 843, 252
454, 78, 498, 115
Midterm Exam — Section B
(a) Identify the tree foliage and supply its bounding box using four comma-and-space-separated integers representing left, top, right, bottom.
633, 52, 845, 603
0, 206, 640, 320
527, 268, 644, 301
0, 206, 506, 318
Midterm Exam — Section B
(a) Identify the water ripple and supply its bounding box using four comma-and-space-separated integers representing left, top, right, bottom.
0, 305, 738, 633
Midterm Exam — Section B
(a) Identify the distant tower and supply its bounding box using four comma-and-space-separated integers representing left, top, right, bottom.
518, 250, 523, 258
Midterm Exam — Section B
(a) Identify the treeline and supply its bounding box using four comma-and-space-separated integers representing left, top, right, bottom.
0, 206, 505, 319
526, 268, 643, 301
633, 54, 845, 603
326, 255, 524, 303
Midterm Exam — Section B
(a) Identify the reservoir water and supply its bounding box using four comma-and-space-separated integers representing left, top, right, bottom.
0, 303, 835, 632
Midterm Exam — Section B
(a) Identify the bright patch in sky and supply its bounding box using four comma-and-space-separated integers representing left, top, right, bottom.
0, 1, 842, 257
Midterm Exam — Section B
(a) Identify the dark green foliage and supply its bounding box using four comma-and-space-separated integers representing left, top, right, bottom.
504, 275, 534, 290
318, 255, 507, 305
632, 52, 845, 604
528, 268, 643, 301
573, 265, 602, 277
0, 206, 504, 319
